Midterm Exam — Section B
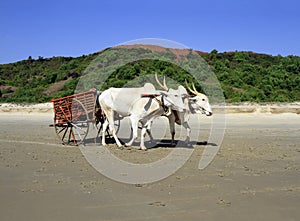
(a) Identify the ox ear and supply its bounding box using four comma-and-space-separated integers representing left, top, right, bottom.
188, 96, 198, 102
181, 94, 190, 99
158, 91, 168, 96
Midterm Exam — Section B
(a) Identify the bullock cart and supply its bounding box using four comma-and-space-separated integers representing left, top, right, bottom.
50, 89, 120, 146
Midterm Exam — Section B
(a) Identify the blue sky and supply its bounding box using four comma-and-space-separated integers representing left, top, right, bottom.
1, 0, 299, 64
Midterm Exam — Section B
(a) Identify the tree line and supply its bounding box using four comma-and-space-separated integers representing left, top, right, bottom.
0, 48, 299, 103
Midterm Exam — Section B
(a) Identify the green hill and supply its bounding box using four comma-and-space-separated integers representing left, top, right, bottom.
0, 47, 299, 103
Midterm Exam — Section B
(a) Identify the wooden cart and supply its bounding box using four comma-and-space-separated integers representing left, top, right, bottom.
50, 89, 120, 146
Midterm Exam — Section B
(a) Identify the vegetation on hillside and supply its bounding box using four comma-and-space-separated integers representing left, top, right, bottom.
205, 50, 300, 102
0, 47, 299, 103
0, 52, 101, 102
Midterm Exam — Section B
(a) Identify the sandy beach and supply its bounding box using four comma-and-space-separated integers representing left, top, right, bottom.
0, 110, 299, 221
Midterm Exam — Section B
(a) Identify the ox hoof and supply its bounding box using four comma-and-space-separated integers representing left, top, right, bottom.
140, 146, 147, 151
184, 142, 191, 147
184, 139, 191, 146
184, 138, 190, 144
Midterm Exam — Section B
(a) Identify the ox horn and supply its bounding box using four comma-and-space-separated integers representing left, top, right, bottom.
185, 79, 198, 95
192, 82, 199, 94
155, 73, 168, 91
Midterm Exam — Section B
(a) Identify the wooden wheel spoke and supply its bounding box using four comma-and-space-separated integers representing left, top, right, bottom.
61, 125, 69, 141
68, 127, 73, 144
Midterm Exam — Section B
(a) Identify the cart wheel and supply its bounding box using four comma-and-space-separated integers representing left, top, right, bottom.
54, 98, 89, 146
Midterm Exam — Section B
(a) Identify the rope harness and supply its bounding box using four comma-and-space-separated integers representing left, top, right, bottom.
141, 94, 170, 115
156, 95, 171, 115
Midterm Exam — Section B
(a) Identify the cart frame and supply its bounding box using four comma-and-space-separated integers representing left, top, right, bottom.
50, 89, 120, 146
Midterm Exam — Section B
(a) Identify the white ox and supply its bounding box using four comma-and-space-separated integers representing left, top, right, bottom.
98, 83, 186, 150
155, 74, 213, 146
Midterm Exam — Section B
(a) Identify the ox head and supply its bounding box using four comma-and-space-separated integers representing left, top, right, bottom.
185, 80, 213, 116
155, 74, 187, 112
158, 91, 185, 112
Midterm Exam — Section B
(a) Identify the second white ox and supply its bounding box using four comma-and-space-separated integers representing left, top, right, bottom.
155, 74, 213, 146
98, 83, 186, 150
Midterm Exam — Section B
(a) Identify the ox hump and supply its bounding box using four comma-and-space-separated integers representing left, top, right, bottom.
143, 83, 156, 92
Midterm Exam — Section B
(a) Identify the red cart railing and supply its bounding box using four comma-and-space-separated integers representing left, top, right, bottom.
51, 89, 97, 145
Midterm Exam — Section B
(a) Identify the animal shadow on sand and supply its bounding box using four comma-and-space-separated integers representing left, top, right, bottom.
149, 139, 217, 149
89, 137, 217, 150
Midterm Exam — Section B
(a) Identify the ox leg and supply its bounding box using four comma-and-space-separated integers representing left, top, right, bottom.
109, 120, 122, 147
125, 117, 138, 147
182, 122, 191, 144
168, 116, 176, 146
146, 121, 154, 143
101, 119, 109, 146
103, 112, 123, 147
102, 118, 122, 147
140, 126, 147, 150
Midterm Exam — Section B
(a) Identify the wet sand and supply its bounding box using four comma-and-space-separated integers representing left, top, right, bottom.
0, 112, 299, 221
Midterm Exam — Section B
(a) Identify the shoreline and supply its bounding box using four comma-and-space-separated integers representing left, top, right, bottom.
0, 102, 299, 114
